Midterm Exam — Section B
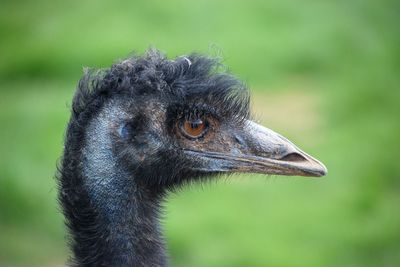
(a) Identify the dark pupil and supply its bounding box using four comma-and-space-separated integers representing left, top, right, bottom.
190, 120, 202, 129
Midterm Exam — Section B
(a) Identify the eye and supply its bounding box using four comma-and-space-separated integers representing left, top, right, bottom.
181, 119, 207, 139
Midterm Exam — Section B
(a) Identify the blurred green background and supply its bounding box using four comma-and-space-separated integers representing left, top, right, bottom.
1, 0, 399, 266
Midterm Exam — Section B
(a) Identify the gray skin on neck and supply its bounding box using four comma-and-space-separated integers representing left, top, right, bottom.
81, 99, 167, 266
82, 100, 129, 218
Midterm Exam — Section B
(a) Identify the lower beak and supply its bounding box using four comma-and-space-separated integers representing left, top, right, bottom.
186, 121, 327, 177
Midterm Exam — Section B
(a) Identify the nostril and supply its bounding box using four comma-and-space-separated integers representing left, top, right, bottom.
279, 152, 307, 162
234, 134, 246, 146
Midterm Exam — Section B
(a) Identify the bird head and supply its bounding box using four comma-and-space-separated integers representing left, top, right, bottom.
75, 50, 327, 191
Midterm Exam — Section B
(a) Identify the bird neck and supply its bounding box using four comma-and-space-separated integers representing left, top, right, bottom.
61, 104, 167, 266
72, 178, 167, 266
82, 179, 167, 267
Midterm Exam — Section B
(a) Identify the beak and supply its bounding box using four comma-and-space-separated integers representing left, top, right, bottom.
185, 120, 327, 177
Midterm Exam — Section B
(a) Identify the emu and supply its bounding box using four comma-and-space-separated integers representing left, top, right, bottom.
58, 49, 327, 266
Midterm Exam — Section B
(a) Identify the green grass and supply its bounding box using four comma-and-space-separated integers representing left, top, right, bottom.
1, 0, 399, 266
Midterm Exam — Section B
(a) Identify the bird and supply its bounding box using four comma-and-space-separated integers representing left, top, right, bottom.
58, 49, 327, 267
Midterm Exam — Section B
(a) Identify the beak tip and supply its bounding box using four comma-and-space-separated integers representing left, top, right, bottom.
313, 162, 328, 177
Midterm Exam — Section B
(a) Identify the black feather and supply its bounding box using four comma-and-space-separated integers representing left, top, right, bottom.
58, 49, 250, 266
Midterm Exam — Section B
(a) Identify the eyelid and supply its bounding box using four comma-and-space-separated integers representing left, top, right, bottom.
182, 104, 220, 120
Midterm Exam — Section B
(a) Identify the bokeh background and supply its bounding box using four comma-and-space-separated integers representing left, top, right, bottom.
1, 0, 399, 266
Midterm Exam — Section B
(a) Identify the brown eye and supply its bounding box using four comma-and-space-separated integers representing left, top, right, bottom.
182, 119, 207, 138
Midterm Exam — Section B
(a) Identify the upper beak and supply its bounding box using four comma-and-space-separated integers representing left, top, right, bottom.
235, 121, 327, 177
185, 120, 327, 177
